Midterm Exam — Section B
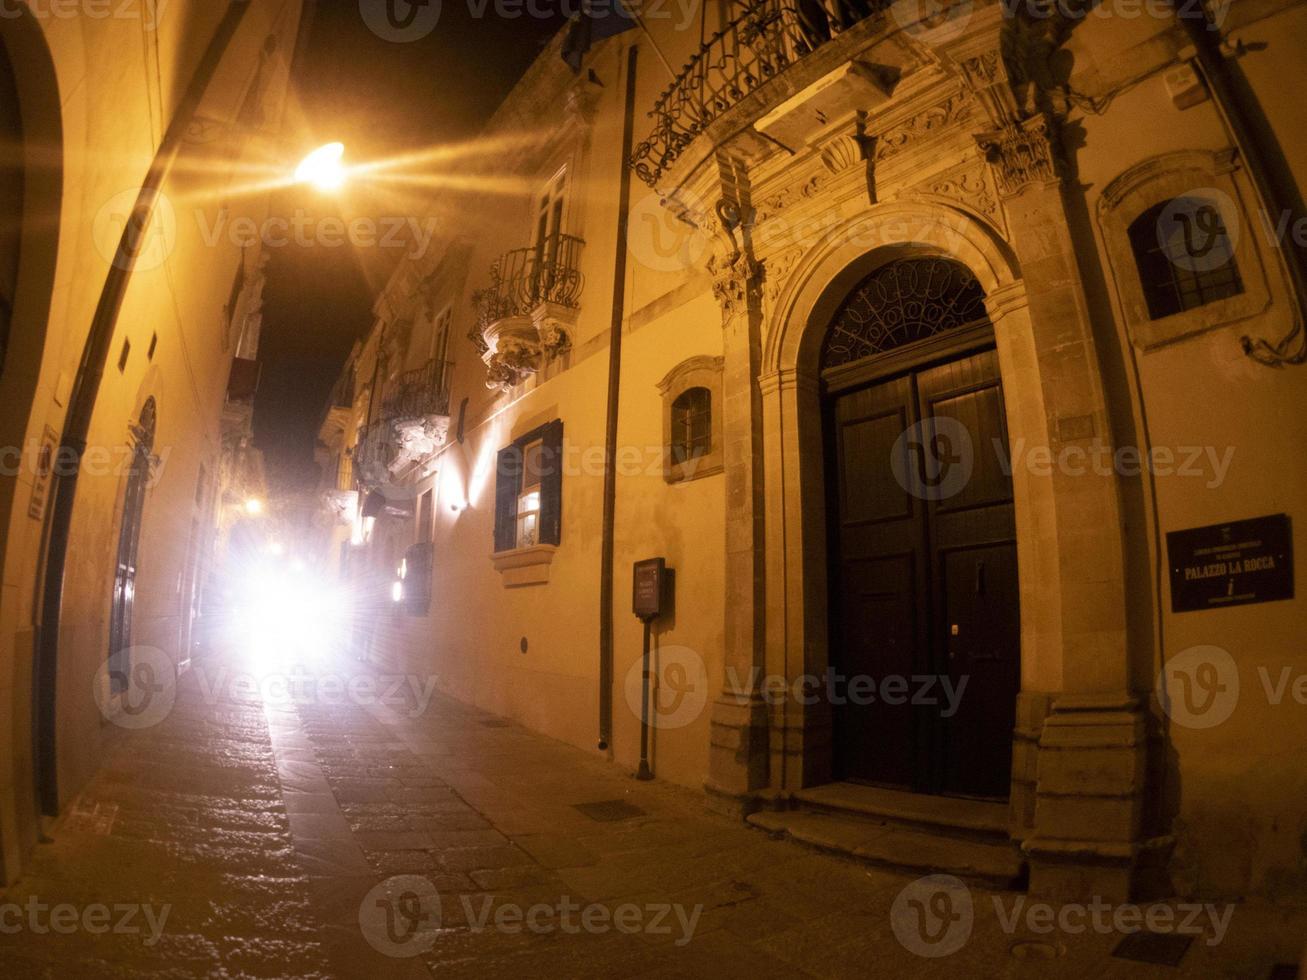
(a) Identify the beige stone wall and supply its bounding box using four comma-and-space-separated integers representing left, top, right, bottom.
0, 0, 304, 884
341, 0, 1306, 900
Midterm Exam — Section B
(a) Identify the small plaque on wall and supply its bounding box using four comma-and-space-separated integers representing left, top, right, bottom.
1166, 514, 1293, 612
28, 426, 59, 522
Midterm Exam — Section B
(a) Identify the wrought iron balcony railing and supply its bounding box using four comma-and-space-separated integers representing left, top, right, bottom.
354, 359, 455, 487
630, 0, 876, 188
382, 359, 452, 422
473, 233, 585, 337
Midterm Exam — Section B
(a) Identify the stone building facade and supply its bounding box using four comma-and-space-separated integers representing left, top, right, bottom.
0, 0, 306, 882
322, 0, 1307, 902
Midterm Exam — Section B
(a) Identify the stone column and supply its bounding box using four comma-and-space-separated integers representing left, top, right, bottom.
977, 113, 1151, 901
705, 241, 771, 808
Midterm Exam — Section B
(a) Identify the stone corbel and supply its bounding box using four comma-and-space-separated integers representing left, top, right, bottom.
531, 301, 578, 359
389, 415, 452, 473
322, 489, 359, 525
564, 73, 603, 126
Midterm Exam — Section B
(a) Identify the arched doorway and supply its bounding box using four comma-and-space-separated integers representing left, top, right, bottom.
819, 257, 1020, 799
108, 398, 157, 692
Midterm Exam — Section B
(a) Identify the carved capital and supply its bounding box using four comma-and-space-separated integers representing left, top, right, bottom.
975, 113, 1062, 198
710, 252, 763, 321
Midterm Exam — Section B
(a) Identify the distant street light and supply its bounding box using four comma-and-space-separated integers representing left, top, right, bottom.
244, 497, 264, 516
294, 142, 348, 191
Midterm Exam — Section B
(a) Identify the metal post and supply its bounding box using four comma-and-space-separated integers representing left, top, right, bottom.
636, 617, 653, 781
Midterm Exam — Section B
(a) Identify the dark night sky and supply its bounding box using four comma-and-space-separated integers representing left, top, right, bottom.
254, 0, 568, 491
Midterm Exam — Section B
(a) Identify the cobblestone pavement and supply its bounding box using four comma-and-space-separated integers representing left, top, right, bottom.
1, 644, 1303, 978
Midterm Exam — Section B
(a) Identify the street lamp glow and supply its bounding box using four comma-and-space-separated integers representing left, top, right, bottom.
244, 497, 264, 516
294, 142, 347, 191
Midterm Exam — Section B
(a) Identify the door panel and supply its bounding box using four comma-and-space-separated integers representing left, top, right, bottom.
828, 345, 1020, 798
829, 375, 928, 787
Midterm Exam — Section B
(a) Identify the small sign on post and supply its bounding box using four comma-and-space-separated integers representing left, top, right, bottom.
632, 557, 670, 782
632, 557, 666, 622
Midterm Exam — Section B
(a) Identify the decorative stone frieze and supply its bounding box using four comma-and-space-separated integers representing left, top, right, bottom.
874, 93, 973, 164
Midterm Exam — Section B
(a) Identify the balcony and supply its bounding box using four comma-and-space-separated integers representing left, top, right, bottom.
473, 232, 584, 392
629, 0, 888, 189
354, 359, 453, 488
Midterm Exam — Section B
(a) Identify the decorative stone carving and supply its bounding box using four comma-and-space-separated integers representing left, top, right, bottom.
762, 245, 804, 311
975, 113, 1061, 198
926, 161, 1000, 223
565, 75, 603, 125
322, 490, 359, 525
532, 301, 578, 359
757, 174, 824, 222
874, 94, 973, 163
710, 252, 763, 321
390, 415, 452, 471
483, 330, 540, 393
819, 133, 864, 174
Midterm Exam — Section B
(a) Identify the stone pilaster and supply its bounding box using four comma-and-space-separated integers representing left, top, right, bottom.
977, 112, 1150, 901
704, 199, 770, 809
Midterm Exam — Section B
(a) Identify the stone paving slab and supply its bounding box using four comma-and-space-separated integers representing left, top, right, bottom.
0, 647, 1303, 978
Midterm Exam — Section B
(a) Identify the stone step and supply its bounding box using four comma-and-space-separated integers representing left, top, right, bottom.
747, 808, 1025, 889
794, 782, 1010, 842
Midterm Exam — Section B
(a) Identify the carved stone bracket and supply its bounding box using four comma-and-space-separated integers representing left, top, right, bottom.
532, 301, 577, 359
390, 415, 452, 473
480, 301, 579, 392
322, 489, 359, 525
975, 113, 1062, 198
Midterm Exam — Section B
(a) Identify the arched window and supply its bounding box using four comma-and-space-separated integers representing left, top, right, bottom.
657, 357, 724, 483
670, 387, 712, 465
820, 258, 988, 371
1127, 196, 1243, 320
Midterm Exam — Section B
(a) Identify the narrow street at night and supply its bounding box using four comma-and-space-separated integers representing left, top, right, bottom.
2, 0, 1307, 975
0, 641, 1303, 978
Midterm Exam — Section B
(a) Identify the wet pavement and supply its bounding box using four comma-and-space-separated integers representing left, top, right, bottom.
0, 643, 1303, 978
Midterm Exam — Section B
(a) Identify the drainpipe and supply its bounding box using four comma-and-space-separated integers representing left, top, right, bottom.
598, 43, 639, 751
34, 0, 254, 814
1173, 2, 1307, 365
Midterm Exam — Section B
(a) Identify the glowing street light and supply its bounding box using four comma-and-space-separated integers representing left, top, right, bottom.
294, 142, 347, 191
244, 497, 264, 516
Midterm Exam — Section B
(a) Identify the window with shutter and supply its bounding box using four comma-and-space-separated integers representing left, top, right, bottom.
494, 445, 522, 553
492, 419, 564, 552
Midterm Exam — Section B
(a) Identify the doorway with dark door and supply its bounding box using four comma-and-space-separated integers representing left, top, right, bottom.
821, 258, 1020, 800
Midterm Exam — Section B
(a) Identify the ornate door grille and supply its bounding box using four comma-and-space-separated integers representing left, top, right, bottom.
820, 258, 989, 371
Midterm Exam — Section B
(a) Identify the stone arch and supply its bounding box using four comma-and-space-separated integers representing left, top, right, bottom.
0, 10, 63, 886
764, 201, 1022, 379
753, 200, 1084, 813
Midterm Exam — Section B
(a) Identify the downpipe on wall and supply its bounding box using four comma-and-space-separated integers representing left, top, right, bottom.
598, 43, 640, 753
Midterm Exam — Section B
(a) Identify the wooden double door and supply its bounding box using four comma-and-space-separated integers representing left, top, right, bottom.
826, 346, 1019, 799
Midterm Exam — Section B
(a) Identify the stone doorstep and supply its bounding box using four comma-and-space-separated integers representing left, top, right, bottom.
794, 782, 1011, 841
746, 810, 1025, 890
